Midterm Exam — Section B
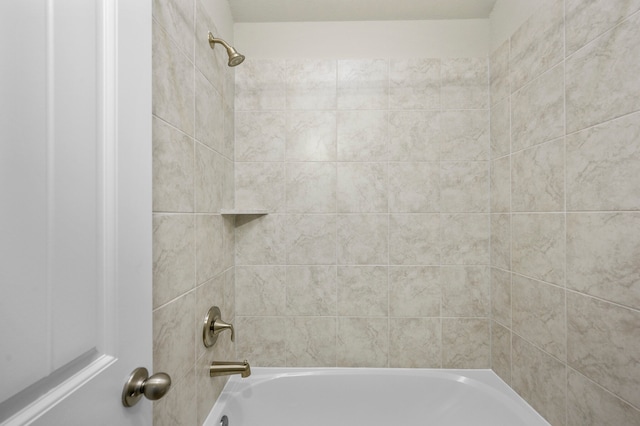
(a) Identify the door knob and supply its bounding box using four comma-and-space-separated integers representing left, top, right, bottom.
122, 367, 172, 407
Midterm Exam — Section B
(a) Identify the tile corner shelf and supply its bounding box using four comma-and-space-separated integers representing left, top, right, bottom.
220, 209, 269, 216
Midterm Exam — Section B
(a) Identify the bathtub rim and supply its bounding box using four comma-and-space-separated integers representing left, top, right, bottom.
204, 367, 550, 426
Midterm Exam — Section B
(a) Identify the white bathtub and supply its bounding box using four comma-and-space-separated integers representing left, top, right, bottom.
203, 368, 550, 426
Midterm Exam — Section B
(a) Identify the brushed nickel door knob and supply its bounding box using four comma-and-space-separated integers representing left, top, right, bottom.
122, 367, 172, 407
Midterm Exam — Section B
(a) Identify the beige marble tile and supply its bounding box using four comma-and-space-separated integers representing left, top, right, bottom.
195, 274, 225, 360
511, 213, 565, 286
223, 268, 235, 322
337, 266, 388, 317
390, 318, 441, 368
153, 0, 194, 60
442, 318, 490, 368
153, 367, 196, 426
221, 214, 234, 270
567, 368, 640, 426
222, 158, 234, 211
337, 214, 388, 265
512, 274, 566, 361
235, 266, 286, 316
152, 117, 194, 213
511, 138, 565, 212
286, 59, 336, 110
337, 163, 387, 213
490, 156, 510, 213
152, 21, 194, 136
440, 161, 489, 213
286, 111, 337, 161
509, 0, 564, 92
195, 143, 223, 213
490, 97, 510, 159
337, 59, 389, 110
235, 111, 286, 162
490, 39, 510, 106
235, 59, 286, 111
195, 70, 224, 153
235, 214, 285, 265
491, 267, 512, 328
223, 61, 235, 111
565, 0, 640, 56
566, 12, 640, 132
389, 266, 441, 317
389, 58, 440, 110
512, 334, 566, 426
195, 214, 224, 284
195, 354, 226, 426
511, 64, 565, 152
235, 162, 285, 212
336, 110, 388, 161
441, 213, 490, 265
153, 291, 195, 381
389, 214, 440, 265
491, 321, 511, 385
440, 110, 489, 161
285, 214, 336, 265
441, 58, 488, 109
194, 2, 224, 94
567, 292, 640, 408
337, 317, 388, 367
235, 316, 286, 367
441, 266, 490, 317
286, 317, 337, 367
388, 162, 440, 213
491, 214, 511, 271
286, 162, 336, 213
286, 266, 337, 316
567, 213, 640, 310
222, 102, 235, 161
389, 111, 441, 161
566, 111, 640, 211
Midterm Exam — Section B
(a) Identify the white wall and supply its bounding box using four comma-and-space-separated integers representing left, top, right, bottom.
234, 19, 490, 58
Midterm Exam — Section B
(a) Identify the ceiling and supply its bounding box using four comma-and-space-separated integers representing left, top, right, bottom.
228, 0, 499, 23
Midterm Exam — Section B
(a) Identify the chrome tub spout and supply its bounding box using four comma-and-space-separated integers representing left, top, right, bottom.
210, 360, 251, 378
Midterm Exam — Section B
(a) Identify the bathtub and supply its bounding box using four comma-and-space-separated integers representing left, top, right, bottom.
203, 368, 550, 426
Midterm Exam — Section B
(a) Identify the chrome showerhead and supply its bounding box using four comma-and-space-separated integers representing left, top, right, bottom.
208, 32, 245, 67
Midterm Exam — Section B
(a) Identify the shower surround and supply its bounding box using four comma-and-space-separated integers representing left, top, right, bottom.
150, 0, 640, 425
233, 56, 492, 369
151, 0, 237, 424
489, 0, 640, 425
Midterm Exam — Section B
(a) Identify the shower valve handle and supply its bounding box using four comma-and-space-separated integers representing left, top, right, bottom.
213, 317, 235, 342
203, 306, 234, 347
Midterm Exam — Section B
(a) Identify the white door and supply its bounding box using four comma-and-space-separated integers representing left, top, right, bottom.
0, 0, 154, 424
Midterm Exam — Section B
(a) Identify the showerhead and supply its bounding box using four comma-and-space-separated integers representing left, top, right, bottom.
208, 32, 245, 67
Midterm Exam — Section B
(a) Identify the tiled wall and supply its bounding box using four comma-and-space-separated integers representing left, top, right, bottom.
151, 0, 236, 424
489, 0, 640, 424
233, 57, 492, 368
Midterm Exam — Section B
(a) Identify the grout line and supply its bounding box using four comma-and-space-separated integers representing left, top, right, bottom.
567, 365, 640, 413
507, 34, 514, 386
562, 2, 569, 422
564, 6, 640, 61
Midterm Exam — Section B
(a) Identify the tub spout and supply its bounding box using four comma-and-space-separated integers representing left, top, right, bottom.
210, 360, 251, 378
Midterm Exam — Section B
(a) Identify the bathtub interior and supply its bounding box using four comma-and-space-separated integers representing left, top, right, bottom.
203, 368, 550, 426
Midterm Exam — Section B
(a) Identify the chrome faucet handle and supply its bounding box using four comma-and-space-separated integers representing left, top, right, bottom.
203, 306, 235, 348
213, 317, 235, 342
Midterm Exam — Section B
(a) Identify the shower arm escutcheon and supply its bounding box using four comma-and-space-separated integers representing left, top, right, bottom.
203, 306, 234, 348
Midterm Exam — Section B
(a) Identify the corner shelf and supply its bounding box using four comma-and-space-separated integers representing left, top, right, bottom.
220, 209, 268, 216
